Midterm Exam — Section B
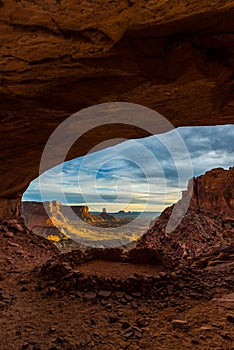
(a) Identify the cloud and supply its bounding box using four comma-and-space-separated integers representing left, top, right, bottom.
23, 125, 234, 212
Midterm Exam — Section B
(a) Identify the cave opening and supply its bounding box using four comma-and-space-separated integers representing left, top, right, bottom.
1, 3, 234, 347
22, 124, 234, 252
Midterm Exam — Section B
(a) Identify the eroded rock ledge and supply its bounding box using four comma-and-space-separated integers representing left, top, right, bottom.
0, 198, 22, 220
0, 0, 234, 217
138, 167, 234, 258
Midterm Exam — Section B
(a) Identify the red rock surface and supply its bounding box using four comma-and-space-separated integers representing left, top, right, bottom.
0, 0, 233, 208
190, 167, 234, 216
22, 200, 131, 229
22, 201, 135, 250
1, 218, 233, 349
138, 167, 234, 259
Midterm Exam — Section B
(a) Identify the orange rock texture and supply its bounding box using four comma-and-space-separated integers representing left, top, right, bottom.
0, 1, 234, 218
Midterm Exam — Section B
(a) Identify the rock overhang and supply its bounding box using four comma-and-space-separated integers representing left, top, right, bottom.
0, 0, 234, 214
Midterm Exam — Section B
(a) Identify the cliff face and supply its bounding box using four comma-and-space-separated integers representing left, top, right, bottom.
22, 201, 136, 249
0, 0, 234, 216
189, 167, 234, 216
138, 167, 234, 259
22, 201, 104, 229
22, 201, 50, 229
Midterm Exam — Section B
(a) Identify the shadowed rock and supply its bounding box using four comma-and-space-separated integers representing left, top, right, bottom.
0, 1, 234, 217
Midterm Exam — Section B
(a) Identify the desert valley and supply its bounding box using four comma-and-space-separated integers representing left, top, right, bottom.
22, 201, 155, 251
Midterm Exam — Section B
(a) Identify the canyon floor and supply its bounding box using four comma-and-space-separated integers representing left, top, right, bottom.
0, 221, 234, 350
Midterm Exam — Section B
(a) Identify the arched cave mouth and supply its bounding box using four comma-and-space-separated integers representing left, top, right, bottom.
1, 4, 234, 347
22, 124, 234, 251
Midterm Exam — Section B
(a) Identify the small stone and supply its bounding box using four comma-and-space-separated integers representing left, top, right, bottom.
0, 225, 6, 232
131, 326, 143, 334
159, 272, 167, 279
97, 290, 112, 299
125, 294, 133, 301
83, 291, 97, 301
136, 317, 149, 328
199, 326, 213, 331
115, 291, 125, 299
170, 272, 177, 279
105, 303, 112, 310
0, 291, 9, 299
131, 301, 138, 309
8, 241, 19, 247
22, 343, 30, 349
167, 285, 174, 295
134, 330, 142, 339
47, 287, 58, 294
9, 224, 24, 232
0, 301, 7, 308
19, 279, 30, 285
152, 274, 161, 281
60, 272, 74, 281
93, 332, 100, 337
15, 249, 24, 255
76, 291, 84, 299
172, 320, 189, 330
124, 331, 134, 339
49, 327, 56, 334
3, 231, 14, 238
212, 323, 223, 329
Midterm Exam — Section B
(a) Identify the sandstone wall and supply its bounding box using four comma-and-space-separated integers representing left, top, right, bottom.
0, 1, 234, 219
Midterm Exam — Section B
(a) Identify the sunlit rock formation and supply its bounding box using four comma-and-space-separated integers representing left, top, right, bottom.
138, 167, 234, 259
190, 167, 234, 216
22, 201, 136, 250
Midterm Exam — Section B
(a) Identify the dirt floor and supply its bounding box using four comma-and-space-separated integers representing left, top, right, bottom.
0, 225, 234, 350
77, 260, 165, 279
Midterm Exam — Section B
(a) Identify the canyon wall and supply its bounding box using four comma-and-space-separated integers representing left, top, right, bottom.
22, 201, 101, 229
138, 167, 234, 258
0, 198, 22, 221
22, 200, 130, 230
188, 167, 234, 216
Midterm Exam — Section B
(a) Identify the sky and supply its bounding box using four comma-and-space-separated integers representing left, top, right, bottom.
23, 125, 234, 213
